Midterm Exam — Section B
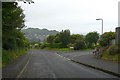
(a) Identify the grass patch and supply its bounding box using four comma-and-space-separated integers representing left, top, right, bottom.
101, 51, 120, 62
2, 49, 27, 68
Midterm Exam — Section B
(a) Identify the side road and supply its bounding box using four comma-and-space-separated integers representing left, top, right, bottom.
58, 51, 120, 77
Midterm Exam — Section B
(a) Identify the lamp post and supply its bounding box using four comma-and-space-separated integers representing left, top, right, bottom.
96, 18, 103, 35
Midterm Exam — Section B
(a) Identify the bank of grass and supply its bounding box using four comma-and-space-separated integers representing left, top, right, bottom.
101, 51, 120, 62
2, 49, 28, 68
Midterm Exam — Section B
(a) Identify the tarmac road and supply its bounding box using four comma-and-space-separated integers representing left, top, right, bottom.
18, 50, 118, 78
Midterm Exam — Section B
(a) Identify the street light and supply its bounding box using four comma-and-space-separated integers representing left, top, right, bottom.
96, 18, 103, 35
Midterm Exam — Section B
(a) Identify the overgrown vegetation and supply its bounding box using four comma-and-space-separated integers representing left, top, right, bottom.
97, 32, 119, 61
101, 44, 120, 62
46, 30, 86, 50
101, 51, 120, 62
98, 32, 115, 47
2, 49, 27, 67
74, 40, 85, 50
2, 2, 29, 67
107, 45, 119, 55
31, 30, 100, 51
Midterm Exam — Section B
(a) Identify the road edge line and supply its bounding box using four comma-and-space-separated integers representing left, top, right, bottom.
16, 54, 31, 78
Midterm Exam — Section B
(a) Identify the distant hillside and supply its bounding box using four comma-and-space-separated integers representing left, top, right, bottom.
21, 28, 59, 42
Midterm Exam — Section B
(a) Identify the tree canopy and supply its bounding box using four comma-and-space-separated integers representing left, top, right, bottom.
70, 34, 84, 44
59, 30, 71, 47
2, 2, 29, 50
85, 32, 99, 48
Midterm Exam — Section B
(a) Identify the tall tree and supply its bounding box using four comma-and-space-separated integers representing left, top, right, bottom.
2, 2, 27, 50
2, 2, 25, 30
85, 32, 99, 48
59, 30, 71, 47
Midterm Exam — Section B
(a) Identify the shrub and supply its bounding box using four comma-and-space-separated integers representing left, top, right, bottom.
99, 32, 115, 47
74, 40, 85, 50
40, 43, 47, 49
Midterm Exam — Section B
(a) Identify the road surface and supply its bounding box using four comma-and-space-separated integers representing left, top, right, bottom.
18, 50, 117, 78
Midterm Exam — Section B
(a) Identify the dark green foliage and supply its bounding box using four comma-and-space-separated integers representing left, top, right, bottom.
2, 2, 29, 50
99, 32, 115, 47
46, 30, 87, 49
74, 40, 85, 50
16, 31, 30, 48
70, 34, 84, 44
46, 29, 70, 48
47, 35, 55, 44
2, 2, 25, 30
85, 32, 99, 48
59, 30, 71, 47
3, 36, 17, 50
54, 34, 61, 43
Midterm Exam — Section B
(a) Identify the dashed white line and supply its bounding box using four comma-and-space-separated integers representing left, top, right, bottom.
56, 53, 71, 61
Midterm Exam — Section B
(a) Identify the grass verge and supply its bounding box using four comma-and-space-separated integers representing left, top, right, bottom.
2, 49, 28, 68
101, 51, 120, 62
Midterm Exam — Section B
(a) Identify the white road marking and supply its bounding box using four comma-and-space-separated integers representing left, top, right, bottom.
16, 55, 31, 78
56, 53, 71, 61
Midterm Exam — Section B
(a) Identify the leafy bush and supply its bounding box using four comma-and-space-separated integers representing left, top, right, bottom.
107, 45, 119, 55
99, 32, 115, 47
40, 43, 48, 49
74, 40, 85, 50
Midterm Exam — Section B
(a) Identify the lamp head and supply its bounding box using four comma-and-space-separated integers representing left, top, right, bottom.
96, 18, 103, 20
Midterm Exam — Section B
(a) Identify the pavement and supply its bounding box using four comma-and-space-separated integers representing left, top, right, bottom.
2, 50, 119, 78
58, 50, 120, 77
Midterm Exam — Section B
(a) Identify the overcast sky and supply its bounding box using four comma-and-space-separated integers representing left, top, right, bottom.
18, 0, 119, 34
